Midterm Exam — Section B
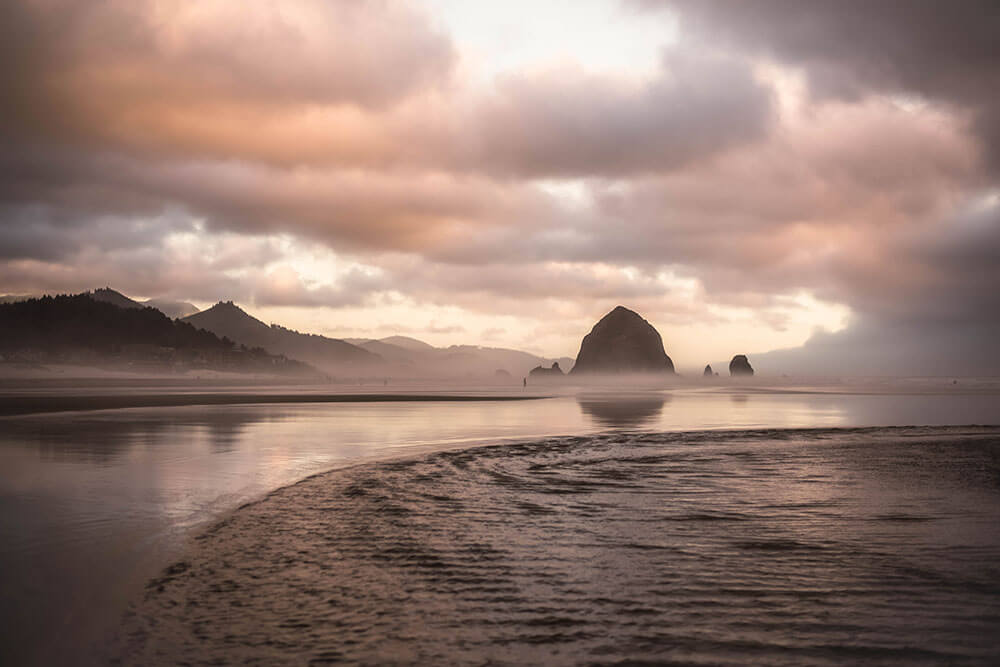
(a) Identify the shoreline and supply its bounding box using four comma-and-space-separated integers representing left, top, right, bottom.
5, 379, 1000, 417
175, 422, 1000, 529
0, 392, 550, 417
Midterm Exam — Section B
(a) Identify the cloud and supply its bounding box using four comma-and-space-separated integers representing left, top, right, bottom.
460, 49, 773, 177
481, 327, 506, 341
0, 0, 775, 284
0, 0, 769, 176
0, 0, 455, 132
753, 197, 1000, 375
1, 0, 997, 370
254, 265, 389, 309
425, 322, 465, 335
642, 0, 1000, 170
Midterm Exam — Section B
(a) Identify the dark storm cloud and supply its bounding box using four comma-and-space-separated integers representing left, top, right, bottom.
642, 0, 1000, 170
859, 199, 1000, 327
752, 200, 1000, 375
0, 204, 192, 261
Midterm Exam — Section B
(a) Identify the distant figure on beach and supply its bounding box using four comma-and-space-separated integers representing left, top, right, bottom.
523, 377, 526, 388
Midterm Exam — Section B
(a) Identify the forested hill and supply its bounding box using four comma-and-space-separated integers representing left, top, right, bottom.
0, 294, 316, 375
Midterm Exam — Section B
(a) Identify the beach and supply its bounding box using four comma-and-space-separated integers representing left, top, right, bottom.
116, 425, 1000, 665
1, 383, 999, 664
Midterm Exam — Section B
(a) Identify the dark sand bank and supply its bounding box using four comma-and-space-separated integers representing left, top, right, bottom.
0, 392, 548, 417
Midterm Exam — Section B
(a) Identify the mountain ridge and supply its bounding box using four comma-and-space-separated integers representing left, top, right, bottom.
183, 301, 380, 372
89, 287, 199, 320
0, 294, 315, 376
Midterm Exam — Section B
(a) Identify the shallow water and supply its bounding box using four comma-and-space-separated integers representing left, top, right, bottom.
119, 426, 1000, 665
1, 385, 999, 664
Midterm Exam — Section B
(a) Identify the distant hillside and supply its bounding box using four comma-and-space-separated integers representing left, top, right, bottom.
357, 340, 419, 364
335, 335, 572, 379
437, 344, 564, 378
0, 294, 315, 376
343, 336, 437, 353
379, 335, 436, 351
89, 287, 199, 319
183, 301, 380, 372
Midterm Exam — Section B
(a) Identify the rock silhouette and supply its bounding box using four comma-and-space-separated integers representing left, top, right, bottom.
703, 364, 713, 377
571, 306, 674, 374
529, 361, 564, 378
729, 354, 754, 376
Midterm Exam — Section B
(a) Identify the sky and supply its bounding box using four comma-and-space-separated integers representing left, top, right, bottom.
1, 0, 998, 374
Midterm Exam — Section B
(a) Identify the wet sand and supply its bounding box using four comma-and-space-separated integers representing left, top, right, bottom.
118, 426, 1000, 665
0, 392, 547, 417
4, 386, 1000, 664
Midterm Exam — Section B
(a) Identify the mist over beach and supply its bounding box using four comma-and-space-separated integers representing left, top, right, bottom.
2, 1, 1000, 665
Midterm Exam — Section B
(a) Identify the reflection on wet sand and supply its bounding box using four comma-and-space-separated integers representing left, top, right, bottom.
576, 393, 668, 428
1, 408, 295, 464
0, 391, 544, 417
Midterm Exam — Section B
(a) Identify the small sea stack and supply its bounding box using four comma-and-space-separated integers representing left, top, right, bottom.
703, 364, 713, 377
529, 362, 564, 378
729, 355, 754, 377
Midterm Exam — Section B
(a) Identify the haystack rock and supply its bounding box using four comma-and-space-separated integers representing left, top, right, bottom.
570, 306, 674, 374
703, 364, 713, 377
729, 355, 754, 377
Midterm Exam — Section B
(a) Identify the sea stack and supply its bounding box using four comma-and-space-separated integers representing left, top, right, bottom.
529, 362, 564, 378
703, 364, 713, 377
570, 306, 674, 374
729, 355, 754, 376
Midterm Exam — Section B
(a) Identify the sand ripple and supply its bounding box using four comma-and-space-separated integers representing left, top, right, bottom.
118, 427, 1000, 665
